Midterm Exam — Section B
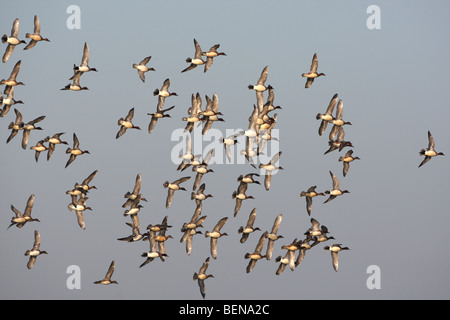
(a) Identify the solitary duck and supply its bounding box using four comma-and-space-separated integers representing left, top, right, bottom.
301, 53, 325, 88
1, 60, 25, 94
191, 183, 213, 206
324, 244, 350, 272
44, 132, 68, 161
132, 56, 155, 82
148, 105, 175, 134
8, 194, 39, 229
0, 86, 24, 117
238, 208, 261, 244
24, 230, 47, 269
23, 15, 50, 50
245, 231, 268, 273
163, 176, 191, 208
2, 19, 26, 63
328, 99, 352, 140
116, 107, 141, 139
324, 171, 350, 204
259, 151, 283, 191
94, 260, 118, 285
122, 173, 148, 208
140, 230, 167, 267
65, 133, 90, 168
182, 38, 205, 73
193, 257, 214, 299
266, 214, 283, 260
317, 93, 338, 136
339, 150, 360, 177
300, 186, 325, 216
205, 217, 228, 259
232, 182, 254, 217
248, 66, 273, 112
202, 43, 226, 72
30, 140, 48, 162
419, 130, 445, 168
70, 42, 98, 79
153, 78, 177, 109
6, 108, 23, 144
21, 114, 46, 149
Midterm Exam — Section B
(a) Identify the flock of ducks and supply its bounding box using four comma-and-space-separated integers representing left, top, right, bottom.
1, 15, 445, 299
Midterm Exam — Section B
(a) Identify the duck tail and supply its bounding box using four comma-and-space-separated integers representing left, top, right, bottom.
1, 35, 7, 43
419, 149, 426, 156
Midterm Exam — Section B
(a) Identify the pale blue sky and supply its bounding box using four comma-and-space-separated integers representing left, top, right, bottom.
1, 1, 449, 300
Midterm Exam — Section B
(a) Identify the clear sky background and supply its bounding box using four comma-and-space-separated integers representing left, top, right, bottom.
1, 1, 449, 300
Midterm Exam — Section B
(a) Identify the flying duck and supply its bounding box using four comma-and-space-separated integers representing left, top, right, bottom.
1, 60, 25, 94
266, 214, 283, 260
70, 42, 98, 79
301, 53, 325, 88
21, 114, 46, 149
323, 171, 350, 203
193, 257, 214, 299
94, 260, 118, 285
202, 43, 226, 72
192, 149, 215, 190
324, 244, 350, 272
65, 133, 90, 168
244, 231, 268, 273
205, 217, 228, 259
419, 130, 445, 167
2, 19, 26, 63
23, 15, 50, 50
0, 86, 24, 117
163, 176, 191, 208
328, 99, 352, 140
248, 66, 273, 112
148, 105, 175, 134
300, 186, 325, 216
259, 151, 283, 191
116, 107, 141, 139
339, 149, 360, 177
238, 208, 261, 244
8, 194, 39, 229
44, 132, 68, 161
122, 173, 148, 208
132, 56, 155, 82
30, 140, 49, 162
181, 39, 205, 73
6, 108, 24, 144
24, 230, 47, 269
317, 93, 338, 136
232, 182, 254, 217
